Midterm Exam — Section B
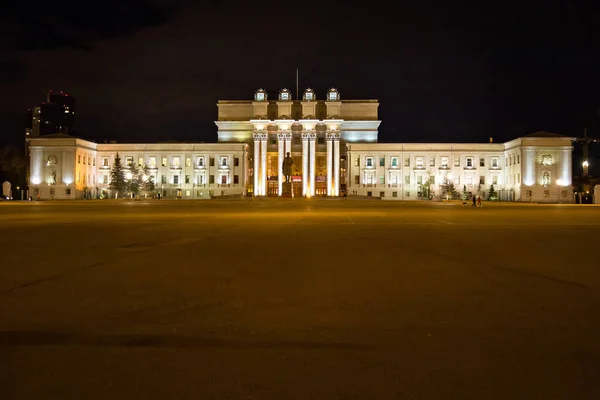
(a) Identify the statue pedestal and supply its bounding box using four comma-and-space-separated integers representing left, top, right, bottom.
281, 182, 293, 198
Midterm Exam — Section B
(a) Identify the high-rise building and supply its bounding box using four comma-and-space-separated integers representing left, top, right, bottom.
26, 91, 75, 138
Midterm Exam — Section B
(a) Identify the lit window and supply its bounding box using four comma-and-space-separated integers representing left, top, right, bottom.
125, 157, 133, 167
466, 157, 474, 167
492, 175, 498, 185
454, 158, 460, 167
305, 92, 313, 101
366, 157, 373, 167
221, 157, 228, 167
280, 92, 289, 101
391, 157, 398, 167
186, 158, 191, 167
172, 157, 180, 167
185, 190, 191, 196
256, 92, 265, 101
416, 157, 424, 168
441, 157, 449, 167
491, 157, 499, 168
480, 158, 485, 167
102, 157, 109, 167
453, 176, 460, 185
162, 157, 167, 167
149, 157, 156, 167
328, 91, 338, 101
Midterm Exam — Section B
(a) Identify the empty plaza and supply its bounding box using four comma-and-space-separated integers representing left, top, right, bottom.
1, 200, 599, 399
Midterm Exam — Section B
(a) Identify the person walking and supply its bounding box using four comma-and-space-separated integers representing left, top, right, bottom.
477, 195, 482, 207
472, 195, 477, 207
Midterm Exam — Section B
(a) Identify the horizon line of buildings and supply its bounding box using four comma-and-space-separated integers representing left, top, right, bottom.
26, 88, 575, 202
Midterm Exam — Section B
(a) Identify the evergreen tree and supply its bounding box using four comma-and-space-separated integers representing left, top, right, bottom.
141, 165, 155, 196
488, 184, 497, 201
109, 153, 126, 198
461, 184, 468, 200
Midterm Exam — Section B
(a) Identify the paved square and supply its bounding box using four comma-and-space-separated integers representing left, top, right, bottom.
1, 200, 599, 399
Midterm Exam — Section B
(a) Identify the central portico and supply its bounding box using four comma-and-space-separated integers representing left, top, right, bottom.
215, 87, 380, 197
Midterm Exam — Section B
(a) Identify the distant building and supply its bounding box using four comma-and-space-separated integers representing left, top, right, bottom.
26, 91, 75, 138
27, 88, 575, 202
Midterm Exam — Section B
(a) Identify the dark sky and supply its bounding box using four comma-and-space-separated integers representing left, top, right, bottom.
2, 0, 600, 152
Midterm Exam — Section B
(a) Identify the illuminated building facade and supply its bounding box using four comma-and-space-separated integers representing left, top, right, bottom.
28, 89, 574, 202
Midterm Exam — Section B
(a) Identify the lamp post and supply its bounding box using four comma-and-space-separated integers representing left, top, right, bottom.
582, 160, 589, 177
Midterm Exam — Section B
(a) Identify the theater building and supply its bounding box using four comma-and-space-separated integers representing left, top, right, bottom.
27, 88, 574, 202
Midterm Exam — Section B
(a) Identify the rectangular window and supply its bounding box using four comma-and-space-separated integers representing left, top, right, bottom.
405, 191, 410, 198
354, 175, 360, 184
379, 157, 385, 167
430, 176, 435, 184
466, 175, 473, 185
103, 175, 108, 184
392, 191, 398, 198
209, 158, 215, 167
509, 156, 512, 165
93, 158, 96, 166
221, 157, 228, 167
161, 175, 167, 184
162, 157, 167, 167
466, 157, 473, 167
234, 157, 239, 167
480, 176, 485, 185
404, 157, 410, 167
186, 158, 191, 167
415, 157, 424, 168
518, 173, 520, 183
66, 188, 71, 195
185, 190, 191, 197
366, 157, 373, 167
429, 158, 435, 167
317, 137, 325, 145
173, 175, 179, 184
209, 175, 215, 184
221, 175, 227, 184
391, 157, 398, 167
441, 156, 449, 167
102, 157, 109, 167
149, 156, 156, 167
138, 157, 143, 166
78, 155, 81, 164
185, 175, 190, 184
453, 176, 460, 185
404, 175, 410, 185
544, 190, 550, 197
172, 156, 180, 167
380, 191, 385, 198
454, 158, 460, 167
517, 155, 520, 164
492, 157, 499, 168
125, 157, 133, 167
87, 156, 91, 165
379, 176, 384, 184
492, 175, 498, 185
354, 157, 360, 167
234, 175, 239, 184
480, 158, 485, 167
197, 157, 205, 167
417, 175, 423, 184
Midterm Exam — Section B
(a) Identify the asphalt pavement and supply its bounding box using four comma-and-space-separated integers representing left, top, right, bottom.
1, 199, 599, 399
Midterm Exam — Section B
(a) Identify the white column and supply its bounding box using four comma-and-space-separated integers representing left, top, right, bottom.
302, 132, 309, 196
523, 148, 536, 186
326, 132, 333, 196
333, 135, 340, 196
561, 148, 572, 186
260, 135, 267, 196
253, 134, 260, 196
277, 133, 284, 196
309, 133, 316, 196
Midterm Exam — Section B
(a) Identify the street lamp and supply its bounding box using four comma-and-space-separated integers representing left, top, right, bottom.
582, 160, 589, 176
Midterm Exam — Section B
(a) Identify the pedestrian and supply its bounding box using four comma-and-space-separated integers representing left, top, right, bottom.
477, 195, 482, 208
472, 195, 476, 207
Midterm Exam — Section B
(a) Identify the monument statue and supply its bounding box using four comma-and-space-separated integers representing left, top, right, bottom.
282, 152, 294, 183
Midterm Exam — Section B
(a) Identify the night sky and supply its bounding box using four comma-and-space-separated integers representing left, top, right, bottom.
2, 1, 600, 158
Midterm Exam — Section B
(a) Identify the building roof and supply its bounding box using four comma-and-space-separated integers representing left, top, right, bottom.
525, 131, 565, 138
